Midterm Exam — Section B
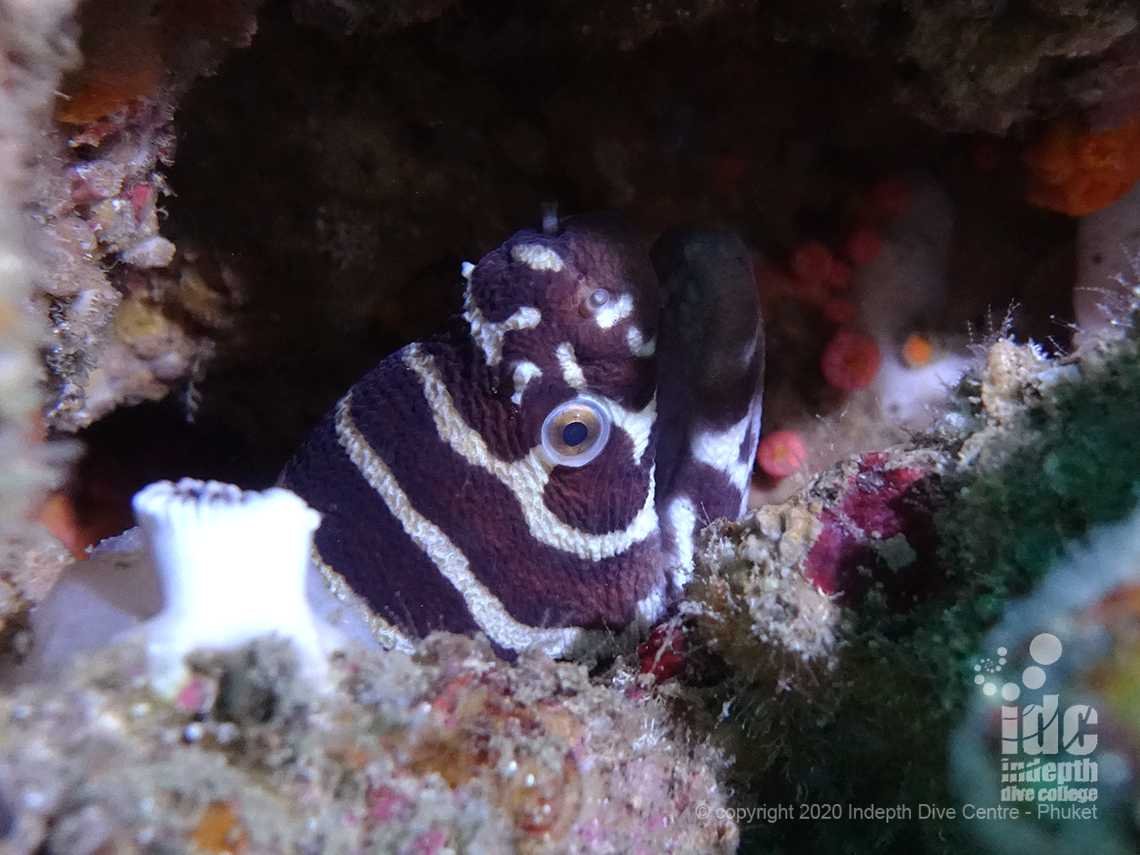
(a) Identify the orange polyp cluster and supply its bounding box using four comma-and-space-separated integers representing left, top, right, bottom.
771, 177, 908, 319
1025, 117, 1140, 217
756, 429, 808, 480
901, 332, 935, 368
821, 329, 881, 391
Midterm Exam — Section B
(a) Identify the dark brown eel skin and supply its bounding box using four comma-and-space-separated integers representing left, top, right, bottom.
282, 214, 764, 658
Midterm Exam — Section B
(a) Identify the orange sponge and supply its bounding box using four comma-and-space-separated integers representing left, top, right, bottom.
1025, 117, 1140, 217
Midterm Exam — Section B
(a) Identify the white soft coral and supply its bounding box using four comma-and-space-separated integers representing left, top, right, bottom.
9, 479, 347, 696
132, 479, 342, 695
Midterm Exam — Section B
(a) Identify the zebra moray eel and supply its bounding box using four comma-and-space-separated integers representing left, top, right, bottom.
282, 215, 764, 658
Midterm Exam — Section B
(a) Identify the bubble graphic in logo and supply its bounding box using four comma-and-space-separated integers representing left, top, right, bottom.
971, 634, 1065, 699
1022, 666, 1046, 690
1029, 632, 1062, 666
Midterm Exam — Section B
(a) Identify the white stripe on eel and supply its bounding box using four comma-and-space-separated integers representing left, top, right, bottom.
595, 292, 634, 329
334, 392, 605, 656
510, 360, 543, 406
691, 411, 756, 500
554, 341, 656, 465
309, 546, 417, 654
666, 495, 698, 588
462, 283, 541, 368
402, 345, 659, 561
626, 326, 657, 357
510, 243, 565, 272
555, 341, 587, 388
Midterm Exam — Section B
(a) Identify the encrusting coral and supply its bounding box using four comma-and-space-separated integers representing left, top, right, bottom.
0, 633, 737, 854
31, 0, 259, 432
677, 309, 1140, 852
0, 0, 84, 646
0, 0, 76, 529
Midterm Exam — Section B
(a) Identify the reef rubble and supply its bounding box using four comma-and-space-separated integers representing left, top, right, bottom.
0, 635, 736, 854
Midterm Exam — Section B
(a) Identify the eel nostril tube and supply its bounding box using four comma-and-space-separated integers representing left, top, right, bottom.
131, 478, 341, 696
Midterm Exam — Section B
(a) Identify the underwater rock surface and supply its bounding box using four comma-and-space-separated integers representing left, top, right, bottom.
0, 0, 77, 537
14, 0, 1137, 457
31, 0, 259, 432
0, 635, 735, 854
677, 326, 1140, 853
4, 329, 1137, 854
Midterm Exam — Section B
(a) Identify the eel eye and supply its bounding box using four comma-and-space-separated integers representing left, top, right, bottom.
589, 288, 611, 308
579, 287, 612, 317
540, 396, 612, 467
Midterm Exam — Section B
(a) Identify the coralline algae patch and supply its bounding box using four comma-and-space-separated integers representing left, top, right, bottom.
802, 451, 944, 604
0, 636, 736, 854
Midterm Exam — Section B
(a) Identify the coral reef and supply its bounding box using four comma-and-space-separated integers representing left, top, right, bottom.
0, 0, 84, 640
4, 3, 1140, 853
7, 327, 1137, 855
5, 0, 1127, 455
768, 0, 1140, 133
0, 0, 1088, 541
0, 635, 736, 853
0, 0, 77, 528
32, 0, 258, 432
679, 326, 1140, 852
